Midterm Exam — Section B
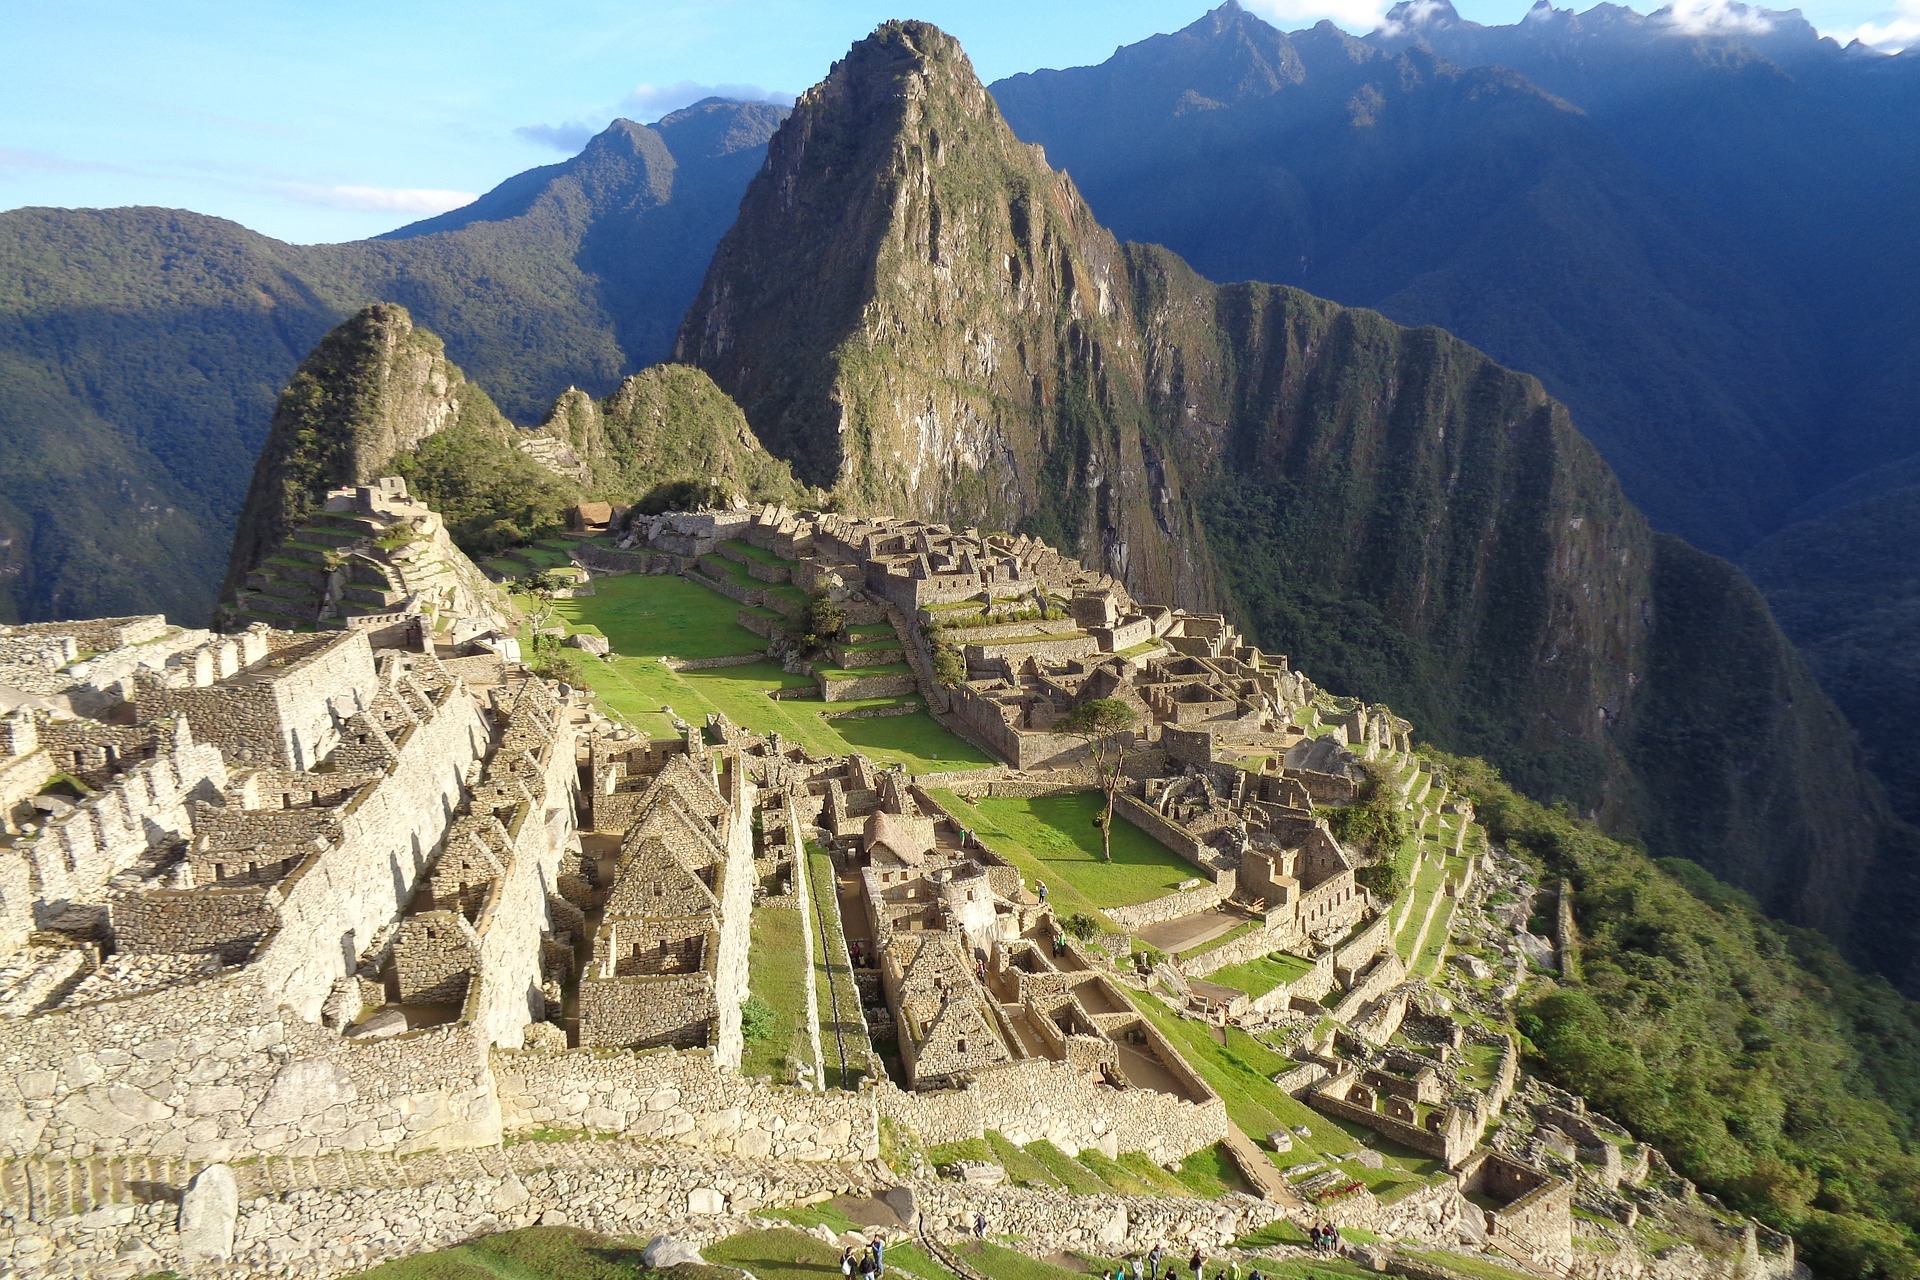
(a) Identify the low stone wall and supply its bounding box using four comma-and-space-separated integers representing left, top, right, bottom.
915, 1182, 1285, 1255
963, 633, 1098, 666
823, 701, 922, 721
112, 885, 277, 962
494, 1047, 879, 1162
818, 672, 917, 702
1114, 794, 1211, 871
1330, 952, 1407, 1023
666, 653, 767, 671
1, 1143, 874, 1280
876, 1056, 1225, 1165
1182, 917, 1300, 981
1107, 882, 1228, 932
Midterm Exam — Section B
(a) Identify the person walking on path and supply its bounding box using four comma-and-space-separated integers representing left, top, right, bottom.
1148, 1244, 1163, 1278
1036, 880, 1048, 904
1190, 1247, 1205, 1280
841, 1246, 854, 1280
973, 1210, 987, 1239
870, 1236, 885, 1277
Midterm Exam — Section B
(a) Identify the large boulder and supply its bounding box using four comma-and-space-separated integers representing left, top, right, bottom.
644, 1236, 706, 1267
177, 1163, 239, 1266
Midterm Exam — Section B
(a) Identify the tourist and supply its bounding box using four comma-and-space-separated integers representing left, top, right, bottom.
841, 1246, 855, 1279
850, 941, 863, 968
859, 1249, 876, 1280
871, 1235, 886, 1277
1132, 1254, 1145, 1280
973, 1210, 988, 1239
1036, 880, 1048, 903
1148, 1244, 1163, 1277
1190, 1247, 1204, 1279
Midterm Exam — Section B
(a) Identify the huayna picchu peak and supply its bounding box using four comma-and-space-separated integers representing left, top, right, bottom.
5, 10, 1920, 1280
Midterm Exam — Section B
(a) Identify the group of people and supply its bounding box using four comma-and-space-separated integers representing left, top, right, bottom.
1103, 1232, 1341, 1280
839, 1236, 888, 1279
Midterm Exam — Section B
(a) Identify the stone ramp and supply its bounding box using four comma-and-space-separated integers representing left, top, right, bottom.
1218, 1122, 1302, 1208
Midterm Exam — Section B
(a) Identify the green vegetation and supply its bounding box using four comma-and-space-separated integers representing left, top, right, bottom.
395, 404, 577, 556
1054, 698, 1142, 864
708, 1229, 960, 1280
1437, 750, 1920, 1279
1204, 952, 1315, 999
1024, 1140, 1113, 1195
740, 907, 812, 1080
927, 790, 1196, 917
554, 573, 991, 772
806, 842, 872, 1090
347, 1225, 661, 1278
1122, 986, 1436, 1198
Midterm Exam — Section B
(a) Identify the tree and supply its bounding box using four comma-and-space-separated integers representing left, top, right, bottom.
510, 568, 566, 633
1056, 697, 1140, 863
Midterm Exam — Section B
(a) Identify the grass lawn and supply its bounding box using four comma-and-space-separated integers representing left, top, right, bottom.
1025, 1139, 1113, 1195
806, 843, 871, 1091
1166, 1142, 1257, 1198
556, 574, 991, 774
1205, 952, 1316, 999
1393, 849, 1448, 960
741, 905, 813, 1081
926, 791, 1198, 918
1397, 1249, 1542, 1280
348, 1225, 657, 1279
985, 1131, 1064, 1189
709, 1228, 963, 1280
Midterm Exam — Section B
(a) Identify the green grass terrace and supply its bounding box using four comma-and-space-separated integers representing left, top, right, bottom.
553, 573, 992, 775
924, 790, 1200, 921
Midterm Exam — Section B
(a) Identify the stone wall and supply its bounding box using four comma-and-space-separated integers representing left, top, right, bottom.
818, 672, 918, 703
16, 728, 227, 928
1106, 882, 1228, 932
0, 962, 499, 1163
494, 1047, 879, 1161
579, 968, 715, 1052
1331, 952, 1407, 1023
137, 630, 379, 772
251, 681, 489, 1022
1181, 917, 1299, 980
877, 1054, 1225, 1165
915, 1181, 1287, 1256
464, 709, 580, 1049
112, 886, 278, 963
1334, 913, 1394, 984
1113, 794, 1211, 870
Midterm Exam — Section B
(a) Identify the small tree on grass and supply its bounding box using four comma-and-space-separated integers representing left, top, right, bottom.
511, 568, 566, 633
931, 642, 966, 688
1056, 697, 1140, 863
784, 592, 847, 656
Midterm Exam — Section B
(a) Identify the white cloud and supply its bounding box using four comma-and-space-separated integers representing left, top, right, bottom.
1657, 0, 1777, 34
618, 80, 794, 121
514, 122, 597, 153
276, 184, 477, 214
0, 146, 117, 175
1244, 0, 1394, 33
1375, 0, 1454, 37
1847, 0, 1920, 48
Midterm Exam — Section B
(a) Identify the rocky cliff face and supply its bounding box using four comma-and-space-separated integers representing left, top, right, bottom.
220, 304, 474, 605
677, 20, 1920, 990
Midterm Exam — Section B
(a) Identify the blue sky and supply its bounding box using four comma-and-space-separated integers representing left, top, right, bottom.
4, 0, 1914, 245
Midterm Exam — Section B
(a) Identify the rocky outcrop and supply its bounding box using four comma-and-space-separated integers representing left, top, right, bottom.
677, 20, 1920, 989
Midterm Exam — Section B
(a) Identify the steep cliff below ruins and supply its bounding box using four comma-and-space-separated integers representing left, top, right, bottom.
676, 21, 1920, 990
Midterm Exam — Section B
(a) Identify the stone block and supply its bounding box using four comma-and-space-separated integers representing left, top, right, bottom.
688, 1187, 725, 1215
249, 1058, 356, 1127
644, 1237, 706, 1268
188, 1085, 244, 1116
177, 1163, 239, 1266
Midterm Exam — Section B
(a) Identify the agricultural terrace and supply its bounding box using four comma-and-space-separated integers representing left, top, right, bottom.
925, 790, 1198, 920
553, 573, 992, 774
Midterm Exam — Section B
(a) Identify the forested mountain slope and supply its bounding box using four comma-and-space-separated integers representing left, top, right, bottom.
0, 99, 782, 626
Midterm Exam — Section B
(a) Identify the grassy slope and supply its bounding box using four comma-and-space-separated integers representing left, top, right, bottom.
740, 905, 813, 1080
926, 791, 1197, 915
554, 574, 992, 773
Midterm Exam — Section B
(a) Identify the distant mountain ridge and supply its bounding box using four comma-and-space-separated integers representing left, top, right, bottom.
0, 98, 784, 627
988, 1, 1920, 828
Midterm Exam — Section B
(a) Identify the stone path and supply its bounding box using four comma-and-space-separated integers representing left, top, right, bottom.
1218, 1122, 1302, 1208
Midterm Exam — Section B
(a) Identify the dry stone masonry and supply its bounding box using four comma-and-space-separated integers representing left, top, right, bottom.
0, 501, 1798, 1280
